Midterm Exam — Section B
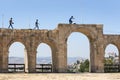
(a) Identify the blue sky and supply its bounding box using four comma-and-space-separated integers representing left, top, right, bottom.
0, 0, 120, 32
1, 0, 119, 58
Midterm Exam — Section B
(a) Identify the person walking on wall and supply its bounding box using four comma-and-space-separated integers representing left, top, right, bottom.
8, 18, 14, 29
34, 19, 39, 29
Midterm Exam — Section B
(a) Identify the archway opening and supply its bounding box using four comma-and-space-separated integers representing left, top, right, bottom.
67, 32, 90, 73
104, 44, 119, 72
36, 43, 52, 72
8, 42, 27, 72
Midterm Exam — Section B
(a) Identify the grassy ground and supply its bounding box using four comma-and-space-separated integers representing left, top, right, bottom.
0, 73, 120, 80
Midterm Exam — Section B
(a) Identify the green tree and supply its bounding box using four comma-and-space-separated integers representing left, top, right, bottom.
79, 62, 85, 72
104, 59, 113, 64
104, 58, 113, 65
84, 59, 89, 72
79, 59, 89, 72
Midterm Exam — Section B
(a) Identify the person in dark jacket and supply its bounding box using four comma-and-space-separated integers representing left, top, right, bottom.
8, 18, 14, 29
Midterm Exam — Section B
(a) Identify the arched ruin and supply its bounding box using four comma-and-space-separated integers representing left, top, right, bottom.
0, 24, 119, 73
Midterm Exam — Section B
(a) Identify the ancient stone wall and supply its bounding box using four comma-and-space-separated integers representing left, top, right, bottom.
0, 24, 119, 73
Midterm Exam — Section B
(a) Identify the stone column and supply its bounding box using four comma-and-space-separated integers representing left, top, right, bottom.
90, 40, 104, 73
119, 49, 120, 66
26, 31, 37, 73
2, 47, 8, 72
24, 48, 28, 73
51, 48, 57, 72
0, 48, 3, 72
27, 49, 36, 73
55, 24, 68, 73
92, 24, 104, 73
56, 42, 67, 72
90, 41, 97, 72
96, 44, 104, 72
117, 46, 120, 72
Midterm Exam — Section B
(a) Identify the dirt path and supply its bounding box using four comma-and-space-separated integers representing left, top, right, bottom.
0, 73, 120, 80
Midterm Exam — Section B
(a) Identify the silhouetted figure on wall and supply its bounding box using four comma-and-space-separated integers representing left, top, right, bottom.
34, 19, 39, 29
69, 16, 74, 24
8, 18, 14, 29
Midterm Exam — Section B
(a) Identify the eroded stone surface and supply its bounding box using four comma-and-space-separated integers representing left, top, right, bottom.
0, 24, 119, 73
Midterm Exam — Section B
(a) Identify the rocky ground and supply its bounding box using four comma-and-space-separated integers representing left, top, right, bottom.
0, 73, 120, 80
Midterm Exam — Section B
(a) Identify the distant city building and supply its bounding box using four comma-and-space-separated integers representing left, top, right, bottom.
67, 58, 86, 72
105, 52, 119, 65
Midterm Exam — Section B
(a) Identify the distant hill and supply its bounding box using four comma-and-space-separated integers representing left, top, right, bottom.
9, 57, 24, 64
9, 57, 87, 64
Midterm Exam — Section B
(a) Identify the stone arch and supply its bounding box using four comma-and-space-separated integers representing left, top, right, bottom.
105, 44, 119, 56
67, 31, 91, 71
66, 31, 91, 43
61, 25, 99, 72
0, 24, 110, 73
6, 38, 29, 72
8, 42, 25, 56
36, 42, 52, 61
103, 35, 120, 55
7, 39, 27, 50
104, 41, 120, 59
104, 39, 119, 48
104, 41, 120, 56
104, 43, 120, 72
35, 40, 58, 72
64, 27, 97, 43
